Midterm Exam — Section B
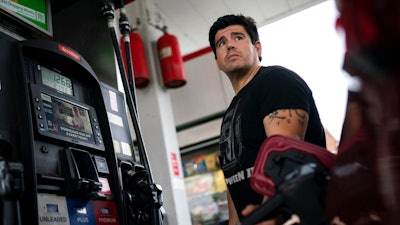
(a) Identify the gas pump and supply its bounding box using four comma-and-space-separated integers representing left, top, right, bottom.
3, 38, 124, 225
0, 30, 164, 225
0, 0, 166, 224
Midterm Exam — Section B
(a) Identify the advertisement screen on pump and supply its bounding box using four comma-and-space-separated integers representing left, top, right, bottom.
40, 92, 95, 144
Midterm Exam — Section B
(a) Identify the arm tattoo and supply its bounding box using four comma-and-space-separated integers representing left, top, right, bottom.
267, 109, 306, 127
267, 111, 286, 125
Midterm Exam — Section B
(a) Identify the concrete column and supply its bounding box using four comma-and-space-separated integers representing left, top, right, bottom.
122, 1, 191, 225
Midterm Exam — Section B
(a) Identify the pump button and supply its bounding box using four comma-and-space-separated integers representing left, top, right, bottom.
38, 114, 43, 119
94, 156, 109, 174
36, 106, 41, 111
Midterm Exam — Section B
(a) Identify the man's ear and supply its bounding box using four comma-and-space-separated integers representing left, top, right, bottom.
255, 40, 262, 60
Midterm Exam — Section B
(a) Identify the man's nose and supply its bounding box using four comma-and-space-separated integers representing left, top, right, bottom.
226, 39, 235, 50
227, 44, 235, 50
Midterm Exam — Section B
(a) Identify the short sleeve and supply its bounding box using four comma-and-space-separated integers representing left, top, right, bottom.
257, 66, 312, 119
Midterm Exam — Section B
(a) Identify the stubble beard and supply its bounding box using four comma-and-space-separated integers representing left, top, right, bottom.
226, 62, 252, 80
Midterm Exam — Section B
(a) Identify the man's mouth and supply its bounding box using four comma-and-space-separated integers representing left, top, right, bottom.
227, 54, 239, 60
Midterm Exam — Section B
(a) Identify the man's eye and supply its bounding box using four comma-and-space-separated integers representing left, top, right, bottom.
217, 41, 225, 47
235, 36, 243, 41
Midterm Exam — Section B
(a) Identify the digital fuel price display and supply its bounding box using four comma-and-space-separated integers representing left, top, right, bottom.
41, 65, 73, 96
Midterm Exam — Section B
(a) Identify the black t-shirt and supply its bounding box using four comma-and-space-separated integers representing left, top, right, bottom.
219, 66, 326, 218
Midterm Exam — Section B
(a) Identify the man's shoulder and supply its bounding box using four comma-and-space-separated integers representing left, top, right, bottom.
261, 65, 296, 74
258, 65, 299, 81
257, 66, 310, 92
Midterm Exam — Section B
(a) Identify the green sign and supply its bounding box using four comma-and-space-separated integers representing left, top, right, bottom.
0, 0, 47, 30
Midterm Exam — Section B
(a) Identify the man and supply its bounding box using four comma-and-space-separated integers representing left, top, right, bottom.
208, 14, 326, 224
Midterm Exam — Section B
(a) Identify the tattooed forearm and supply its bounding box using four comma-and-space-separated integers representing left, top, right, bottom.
267, 109, 306, 127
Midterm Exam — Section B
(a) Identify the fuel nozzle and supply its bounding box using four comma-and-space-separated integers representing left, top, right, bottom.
121, 163, 164, 225
123, 164, 148, 189
239, 163, 330, 225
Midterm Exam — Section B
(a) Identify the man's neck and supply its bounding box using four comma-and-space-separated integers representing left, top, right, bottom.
230, 65, 261, 94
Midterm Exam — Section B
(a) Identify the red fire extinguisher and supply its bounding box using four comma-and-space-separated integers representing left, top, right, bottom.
157, 31, 187, 88
120, 31, 150, 88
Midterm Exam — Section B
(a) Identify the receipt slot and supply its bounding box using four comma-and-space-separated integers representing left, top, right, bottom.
11, 39, 124, 225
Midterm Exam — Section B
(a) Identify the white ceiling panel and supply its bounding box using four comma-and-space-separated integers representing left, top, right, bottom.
288, 0, 319, 9
187, 0, 231, 25
254, 0, 291, 25
222, 0, 266, 22
141, 0, 327, 55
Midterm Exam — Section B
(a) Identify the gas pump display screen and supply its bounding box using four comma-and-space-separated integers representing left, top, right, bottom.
40, 65, 73, 96
41, 92, 95, 144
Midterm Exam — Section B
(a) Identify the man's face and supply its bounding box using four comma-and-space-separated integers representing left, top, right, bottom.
214, 25, 261, 74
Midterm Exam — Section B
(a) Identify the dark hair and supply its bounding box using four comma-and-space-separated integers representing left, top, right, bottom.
208, 14, 260, 58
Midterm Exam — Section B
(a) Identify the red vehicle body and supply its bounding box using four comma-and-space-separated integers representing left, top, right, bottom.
328, 0, 400, 224
245, 1, 400, 224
